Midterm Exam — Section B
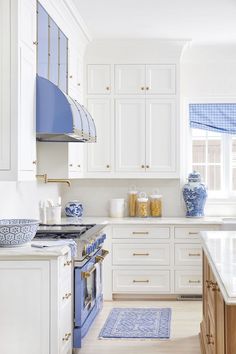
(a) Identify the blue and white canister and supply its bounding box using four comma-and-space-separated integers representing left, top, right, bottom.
65, 201, 83, 218
182, 171, 207, 218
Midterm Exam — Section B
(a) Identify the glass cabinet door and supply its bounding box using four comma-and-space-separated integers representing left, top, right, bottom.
49, 18, 59, 85
59, 30, 68, 93
37, 2, 48, 78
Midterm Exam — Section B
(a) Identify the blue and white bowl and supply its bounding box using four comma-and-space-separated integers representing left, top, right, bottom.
65, 201, 83, 218
0, 219, 39, 247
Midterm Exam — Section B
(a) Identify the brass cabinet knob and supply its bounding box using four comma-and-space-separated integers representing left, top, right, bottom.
106, 165, 110, 168
146, 165, 149, 168
32, 160, 37, 164
69, 164, 73, 167
69, 75, 73, 79
106, 86, 110, 91
141, 165, 145, 168
33, 41, 38, 45
77, 83, 81, 86
77, 165, 81, 168
64, 260, 72, 266
62, 333, 71, 341
141, 87, 145, 90
62, 292, 72, 300
146, 86, 150, 90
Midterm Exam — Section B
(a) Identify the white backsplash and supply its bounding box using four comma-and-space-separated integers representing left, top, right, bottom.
0, 181, 60, 219
61, 179, 185, 217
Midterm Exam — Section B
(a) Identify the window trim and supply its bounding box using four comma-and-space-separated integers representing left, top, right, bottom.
184, 97, 236, 202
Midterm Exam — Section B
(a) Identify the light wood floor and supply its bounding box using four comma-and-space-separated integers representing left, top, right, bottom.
78, 300, 202, 354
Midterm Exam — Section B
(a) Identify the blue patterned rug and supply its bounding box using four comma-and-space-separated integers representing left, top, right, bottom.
99, 308, 171, 339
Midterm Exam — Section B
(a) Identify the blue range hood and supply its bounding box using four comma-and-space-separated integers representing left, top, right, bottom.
36, 75, 97, 142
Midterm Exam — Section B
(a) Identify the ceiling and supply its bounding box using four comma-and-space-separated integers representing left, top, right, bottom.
74, 0, 236, 43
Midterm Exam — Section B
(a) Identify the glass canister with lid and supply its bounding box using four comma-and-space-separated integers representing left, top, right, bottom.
136, 192, 149, 217
150, 191, 162, 217
128, 186, 138, 217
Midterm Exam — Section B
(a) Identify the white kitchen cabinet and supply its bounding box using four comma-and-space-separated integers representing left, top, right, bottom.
87, 64, 111, 94
146, 65, 176, 94
37, 142, 84, 179
87, 98, 113, 172
115, 65, 146, 95
0, 246, 72, 354
115, 64, 175, 95
115, 99, 146, 172
68, 46, 84, 102
0, 0, 37, 181
175, 270, 202, 294
145, 99, 176, 173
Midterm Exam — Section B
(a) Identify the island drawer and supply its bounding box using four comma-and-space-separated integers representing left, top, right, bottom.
174, 226, 218, 239
112, 225, 170, 239
113, 270, 170, 293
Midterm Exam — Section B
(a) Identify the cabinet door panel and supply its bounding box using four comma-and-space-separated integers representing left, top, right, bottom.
87, 65, 111, 94
19, 45, 36, 174
87, 99, 112, 172
19, 0, 36, 50
115, 65, 145, 94
0, 261, 50, 354
115, 99, 145, 172
146, 65, 176, 94
146, 99, 176, 172
37, 2, 48, 79
59, 30, 68, 93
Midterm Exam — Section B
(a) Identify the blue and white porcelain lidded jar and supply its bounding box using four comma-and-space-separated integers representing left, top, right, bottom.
65, 201, 83, 218
182, 171, 207, 218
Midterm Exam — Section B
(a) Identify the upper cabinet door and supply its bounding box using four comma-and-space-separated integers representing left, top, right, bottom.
58, 30, 68, 93
87, 99, 112, 172
145, 99, 176, 173
115, 99, 146, 172
37, 2, 48, 79
19, 0, 36, 50
87, 65, 111, 94
115, 65, 145, 95
146, 65, 176, 94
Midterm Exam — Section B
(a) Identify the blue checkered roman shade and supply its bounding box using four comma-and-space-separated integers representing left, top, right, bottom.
189, 103, 236, 134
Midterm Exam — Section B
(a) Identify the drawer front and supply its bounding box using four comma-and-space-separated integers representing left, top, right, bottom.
113, 270, 170, 293
175, 243, 202, 266
113, 243, 170, 265
174, 226, 218, 240
175, 270, 202, 294
60, 301, 72, 353
113, 226, 170, 239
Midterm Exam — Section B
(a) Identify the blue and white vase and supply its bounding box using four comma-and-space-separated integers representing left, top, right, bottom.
182, 171, 207, 218
65, 201, 83, 218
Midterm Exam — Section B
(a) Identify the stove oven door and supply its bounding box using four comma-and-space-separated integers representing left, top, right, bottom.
74, 248, 109, 328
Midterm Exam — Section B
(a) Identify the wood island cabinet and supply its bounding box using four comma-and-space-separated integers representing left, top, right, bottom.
200, 252, 236, 354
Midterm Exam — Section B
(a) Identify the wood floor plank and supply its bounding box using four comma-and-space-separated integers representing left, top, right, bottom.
78, 300, 202, 354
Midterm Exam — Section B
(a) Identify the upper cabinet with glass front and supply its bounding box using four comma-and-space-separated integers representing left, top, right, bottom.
115, 64, 176, 95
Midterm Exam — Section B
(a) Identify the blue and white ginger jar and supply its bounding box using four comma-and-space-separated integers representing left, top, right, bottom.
65, 201, 83, 218
182, 171, 207, 218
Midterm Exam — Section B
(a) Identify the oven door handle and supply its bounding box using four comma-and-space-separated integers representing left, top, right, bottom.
81, 249, 109, 279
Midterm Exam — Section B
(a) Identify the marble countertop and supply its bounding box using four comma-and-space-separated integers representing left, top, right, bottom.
201, 231, 236, 304
0, 241, 70, 259
65, 216, 224, 225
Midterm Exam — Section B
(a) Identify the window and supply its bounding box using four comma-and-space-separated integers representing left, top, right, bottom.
191, 129, 236, 197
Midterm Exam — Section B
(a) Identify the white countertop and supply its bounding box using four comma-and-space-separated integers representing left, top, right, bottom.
66, 216, 224, 225
0, 241, 70, 259
201, 231, 236, 304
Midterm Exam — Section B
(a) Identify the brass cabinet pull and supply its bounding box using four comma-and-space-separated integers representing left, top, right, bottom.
146, 165, 150, 168
77, 165, 81, 168
206, 334, 214, 345
64, 260, 72, 267
141, 165, 145, 168
106, 86, 110, 90
188, 280, 201, 284
188, 232, 199, 235
32, 160, 37, 164
106, 165, 110, 168
133, 253, 150, 256
62, 292, 72, 300
146, 86, 150, 90
206, 280, 211, 288
62, 333, 71, 341
132, 231, 149, 235
69, 164, 73, 167
77, 83, 81, 86
69, 75, 73, 79
133, 280, 149, 283
188, 253, 201, 257
141, 87, 145, 90
33, 41, 38, 45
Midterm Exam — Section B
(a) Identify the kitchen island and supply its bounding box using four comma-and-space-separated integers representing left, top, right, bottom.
200, 231, 236, 354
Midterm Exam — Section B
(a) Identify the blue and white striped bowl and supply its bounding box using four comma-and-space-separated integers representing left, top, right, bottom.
0, 219, 39, 247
